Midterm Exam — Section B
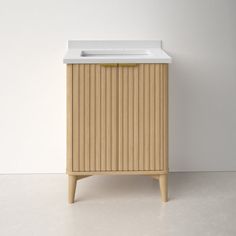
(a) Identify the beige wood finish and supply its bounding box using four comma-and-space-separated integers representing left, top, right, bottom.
67, 64, 168, 203
68, 175, 77, 203
159, 174, 168, 202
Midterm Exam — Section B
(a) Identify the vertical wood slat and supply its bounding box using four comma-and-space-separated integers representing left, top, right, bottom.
106, 67, 112, 171
70, 63, 168, 173
90, 65, 96, 171
111, 66, 117, 171
155, 64, 160, 170
133, 66, 139, 170
118, 66, 123, 170
128, 67, 134, 170
79, 65, 85, 171
72, 65, 79, 171
101, 66, 106, 171
67, 65, 73, 172
149, 64, 155, 171
144, 64, 150, 170
84, 65, 90, 171
123, 67, 128, 171
95, 65, 101, 171
138, 64, 144, 170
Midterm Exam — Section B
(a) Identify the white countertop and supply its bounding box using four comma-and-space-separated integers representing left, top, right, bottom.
63, 40, 172, 64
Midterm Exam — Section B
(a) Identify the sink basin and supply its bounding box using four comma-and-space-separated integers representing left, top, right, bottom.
81, 49, 151, 58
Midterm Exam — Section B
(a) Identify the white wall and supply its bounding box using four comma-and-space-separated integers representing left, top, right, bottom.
0, 0, 236, 173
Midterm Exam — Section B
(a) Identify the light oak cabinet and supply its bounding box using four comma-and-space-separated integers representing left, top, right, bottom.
67, 63, 168, 203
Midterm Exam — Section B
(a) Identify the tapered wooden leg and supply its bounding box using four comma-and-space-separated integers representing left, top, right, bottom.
159, 174, 168, 202
68, 175, 77, 204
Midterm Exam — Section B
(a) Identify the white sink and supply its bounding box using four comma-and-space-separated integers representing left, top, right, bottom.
81, 49, 152, 58
63, 40, 172, 64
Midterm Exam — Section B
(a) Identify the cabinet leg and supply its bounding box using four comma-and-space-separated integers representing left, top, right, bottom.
159, 174, 168, 202
68, 175, 77, 204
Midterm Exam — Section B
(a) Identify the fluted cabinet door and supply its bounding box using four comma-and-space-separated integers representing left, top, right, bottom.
72, 64, 118, 172
117, 64, 168, 172
71, 64, 168, 173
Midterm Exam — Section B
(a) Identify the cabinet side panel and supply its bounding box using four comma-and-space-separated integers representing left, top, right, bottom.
72, 65, 79, 171
163, 64, 168, 171
67, 65, 73, 172
158, 64, 169, 171
161, 64, 167, 171
159, 64, 164, 170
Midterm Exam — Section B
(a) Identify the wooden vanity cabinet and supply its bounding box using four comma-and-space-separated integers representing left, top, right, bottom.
67, 63, 168, 203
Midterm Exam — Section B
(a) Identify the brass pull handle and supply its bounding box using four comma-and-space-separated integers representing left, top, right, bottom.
101, 63, 118, 67
119, 63, 138, 67
100, 63, 138, 67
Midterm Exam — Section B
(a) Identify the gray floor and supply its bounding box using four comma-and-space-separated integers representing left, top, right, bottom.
0, 172, 235, 236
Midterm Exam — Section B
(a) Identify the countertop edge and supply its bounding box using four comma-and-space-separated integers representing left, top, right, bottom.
63, 59, 172, 64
